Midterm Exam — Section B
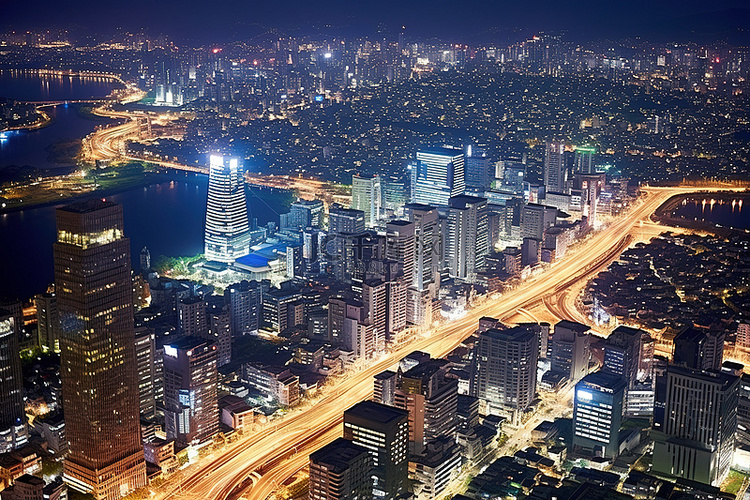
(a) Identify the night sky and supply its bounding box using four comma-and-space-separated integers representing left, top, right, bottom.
2, 0, 750, 42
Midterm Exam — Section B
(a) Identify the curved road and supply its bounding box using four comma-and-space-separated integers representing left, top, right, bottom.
150, 184, 741, 500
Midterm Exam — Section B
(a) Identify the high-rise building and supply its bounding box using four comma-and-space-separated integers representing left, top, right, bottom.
521, 203, 557, 241
464, 146, 492, 191
0, 310, 26, 453
602, 326, 650, 388
673, 327, 725, 372
134, 327, 156, 420
207, 299, 232, 367
163, 336, 219, 447
471, 325, 538, 425
573, 371, 626, 459
396, 359, 458, 453
225, 280, 265, 336
574, 146, 596, 174
343, 401, 409, 500
204, 154, 251, 263
404, 204, 441, 326
374, 370, 398, 406
34, 292, 59, 352
411, 147, 465, 207
178, 296, 208, 337
283, 199, 324, 231
652, 366, 739, 486
329, 207, 366, 235
551, 320, 591, 382
385, 220, 415, 286
53, 200, 146, 499
309, 438, 373, 500
352, 174, 382, 228
446, 195, 489, 283
543, 141, 566, 193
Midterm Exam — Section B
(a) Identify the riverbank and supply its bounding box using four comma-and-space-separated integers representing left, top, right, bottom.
0, 165, 177, 213
653, 190, 750, 235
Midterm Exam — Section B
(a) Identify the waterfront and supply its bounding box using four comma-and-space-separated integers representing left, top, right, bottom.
0, 176, 291, 300
671, 195, 750, 230
0, 71, 119, 169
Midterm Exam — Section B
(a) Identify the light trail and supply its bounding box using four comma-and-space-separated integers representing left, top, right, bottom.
147, 183, 743, 500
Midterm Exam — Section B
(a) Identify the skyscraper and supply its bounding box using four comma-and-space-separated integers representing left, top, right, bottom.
446, 195, 489, 283
0, 310, 26, 454
53, 200, 146, 499
343, 401, 409, 500
163, 336, 219, 447
404, 203, 441, 326
672, 327, 725, 372
543, 141, 566, 193
204, 154, 251, 263
471, 325, 538, 425
551, 320, 591, 382
574, 146, 596, 174
352, 174, 382, 228
411, 147, 465, 207
652, 366, 738, 486
572, 371, 626, 459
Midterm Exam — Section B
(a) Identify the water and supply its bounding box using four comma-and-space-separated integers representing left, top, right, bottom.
671, 196, 750, 230
0, 70, 120, 169
0, 177, 290, 301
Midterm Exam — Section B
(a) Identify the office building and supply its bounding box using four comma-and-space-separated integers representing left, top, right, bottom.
0, 310, 26, 454
411, 147, 465, 207
673, 327, 725, 372
551, 320, 591, 382
573, 371, 626, 459
404, 204, 441, 326
53, 200, 146, 499
178, 296, 208, 337
602, 326, 654, 416
34, 292, 59, 352
652, 366, 739, 486
385, 220, 415, 286
309, 438, 373, 500
352, 174, 382, 228
574, 146, 596, 174
471, 325, 538, 425
343, 401, 409, 500
464, 146, 492, 191
283, 199, 324, 231
521, 203, 557, 241
374, 370, 398, 406
207, 299, 232, 367
544, 141, 567, 193
134, 327, 156, 420
446, 195, 488, 283
204, 154, 251, 263
396, 359, 458, 453
225, 280, 264, 336
329, 207, 366, 235
163, 336, 219, 447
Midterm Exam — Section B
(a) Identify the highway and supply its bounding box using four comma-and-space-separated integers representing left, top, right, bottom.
149, 183, 742, 500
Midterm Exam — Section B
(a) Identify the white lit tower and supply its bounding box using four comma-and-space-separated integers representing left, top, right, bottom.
204, 155, 251, 263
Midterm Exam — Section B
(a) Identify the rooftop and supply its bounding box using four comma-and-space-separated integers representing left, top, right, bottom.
344, 400, 408, 424
58, 199, 117, 213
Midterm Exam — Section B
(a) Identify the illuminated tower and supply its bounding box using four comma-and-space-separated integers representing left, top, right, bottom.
352, 174, 382, 228
0, 310, 26, 453
54, 200, 146, 499
411, 147, 465, 207
204, 154, 251, 263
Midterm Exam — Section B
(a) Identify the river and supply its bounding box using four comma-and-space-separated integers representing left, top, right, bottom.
0, 70, 120, 169
671, 195, 750, 231
0, 72, 291, 301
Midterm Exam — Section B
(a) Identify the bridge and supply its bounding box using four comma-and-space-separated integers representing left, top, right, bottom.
22, 98, 113, 108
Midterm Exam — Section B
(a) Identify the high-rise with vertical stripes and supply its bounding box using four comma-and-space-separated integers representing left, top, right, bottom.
204, 154, 250, 263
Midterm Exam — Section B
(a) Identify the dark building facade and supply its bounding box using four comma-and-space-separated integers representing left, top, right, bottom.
54, 200, 146, 499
